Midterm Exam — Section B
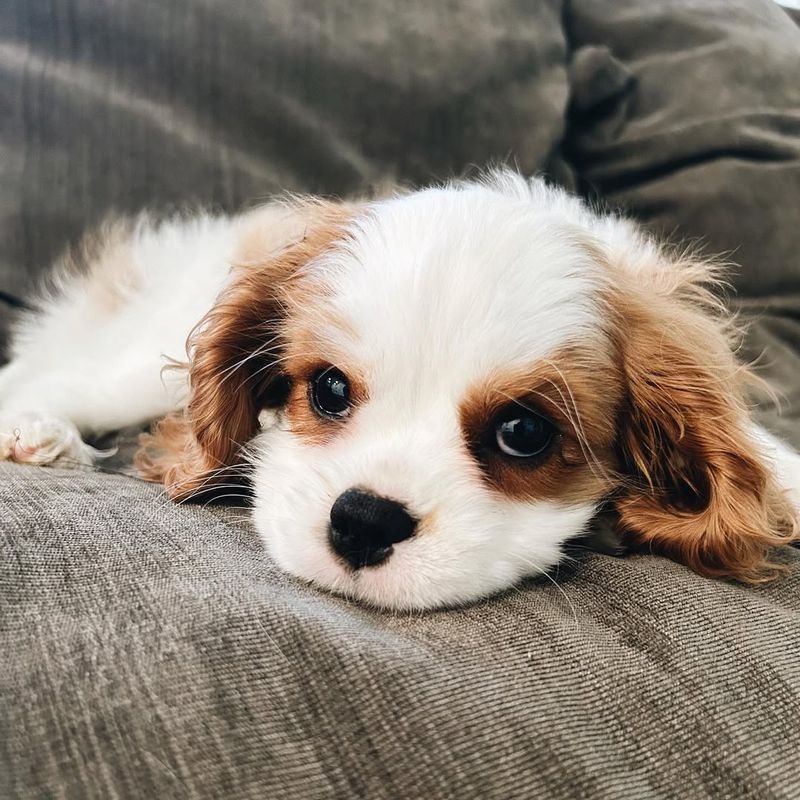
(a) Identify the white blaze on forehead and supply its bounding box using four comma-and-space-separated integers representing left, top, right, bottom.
310, 180, 603, 404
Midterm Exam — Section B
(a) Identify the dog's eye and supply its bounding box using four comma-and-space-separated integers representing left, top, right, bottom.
494, 405, 556, 458
310, 367, 351, 418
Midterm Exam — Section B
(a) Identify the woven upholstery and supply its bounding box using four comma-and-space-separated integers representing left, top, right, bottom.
3, 462, 799, 799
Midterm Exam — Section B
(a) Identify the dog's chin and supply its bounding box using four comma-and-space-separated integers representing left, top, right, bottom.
261, 527, 529, 611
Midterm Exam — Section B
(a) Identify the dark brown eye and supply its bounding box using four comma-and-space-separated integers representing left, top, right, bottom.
310, 367, 351, 418
494, 405, 556, 458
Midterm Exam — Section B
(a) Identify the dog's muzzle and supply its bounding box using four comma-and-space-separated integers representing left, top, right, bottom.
328, 488, 417, 569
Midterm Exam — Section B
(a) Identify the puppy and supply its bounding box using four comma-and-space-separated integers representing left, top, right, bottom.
1, 171, 798, 609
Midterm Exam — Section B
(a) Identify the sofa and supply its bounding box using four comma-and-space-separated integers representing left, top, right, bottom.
2, 2, 800, 797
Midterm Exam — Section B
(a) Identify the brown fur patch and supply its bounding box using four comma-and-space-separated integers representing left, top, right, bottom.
282, 358, 368, 446
460, 343, 622, 504
136, 413, 197, 485
136, 200, 356, 499
602, 250, 799, 582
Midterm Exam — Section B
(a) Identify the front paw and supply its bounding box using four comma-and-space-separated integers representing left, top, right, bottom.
0, 413, 97, 467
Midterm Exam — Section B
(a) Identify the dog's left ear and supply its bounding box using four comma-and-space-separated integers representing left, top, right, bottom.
607, 249, 798, 581
136, 201, 354, 499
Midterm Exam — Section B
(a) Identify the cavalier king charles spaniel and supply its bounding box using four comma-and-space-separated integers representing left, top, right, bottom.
2, 171, 798, 609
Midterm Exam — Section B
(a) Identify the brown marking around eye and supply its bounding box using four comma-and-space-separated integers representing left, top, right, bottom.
282, 357, 368, 445
136, 198, 357, 499
459, 343, 623, 504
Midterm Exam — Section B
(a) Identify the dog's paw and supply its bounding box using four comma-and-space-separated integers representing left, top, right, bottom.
0, 413, 99, 467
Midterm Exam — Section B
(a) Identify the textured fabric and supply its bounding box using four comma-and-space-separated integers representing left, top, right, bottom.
2, 462, 799, 800
0, 0, 568, 327
565, 0, 800, 447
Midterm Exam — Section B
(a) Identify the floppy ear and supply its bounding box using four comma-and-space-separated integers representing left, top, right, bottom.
609, 253, 798, 581
136, 200, 353, 499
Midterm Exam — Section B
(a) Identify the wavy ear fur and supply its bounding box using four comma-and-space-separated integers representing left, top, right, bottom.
136, 200, 353, 499
606, 244, 798, 581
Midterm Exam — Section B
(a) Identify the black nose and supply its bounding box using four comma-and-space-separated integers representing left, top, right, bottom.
329, 488, 418, 569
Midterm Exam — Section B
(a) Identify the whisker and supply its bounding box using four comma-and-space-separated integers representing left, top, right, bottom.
161, 467, 250, 495
199, 492, 253, 508
513, 552, 579, 630
500, 384, 613, 489
169, 479, 252, 508
541, 361, 617, 487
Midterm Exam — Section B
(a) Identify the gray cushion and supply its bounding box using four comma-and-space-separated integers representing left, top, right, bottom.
0, 0, 569, 327
565, 0, 800, 447
2, 461, 799, 799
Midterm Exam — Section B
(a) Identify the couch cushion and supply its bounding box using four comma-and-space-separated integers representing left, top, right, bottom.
2, 461, 799, 799
565, 0, 800, 447
0, 0, 569, 345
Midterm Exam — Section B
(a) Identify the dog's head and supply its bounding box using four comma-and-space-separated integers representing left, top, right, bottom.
138, 172, 797, 609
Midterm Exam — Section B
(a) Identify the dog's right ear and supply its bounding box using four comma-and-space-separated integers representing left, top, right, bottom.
600, 236, 798, 581
136, 200, 355, 499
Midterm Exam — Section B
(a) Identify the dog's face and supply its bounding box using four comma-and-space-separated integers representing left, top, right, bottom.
139, 173, 796, 610
250, 186, 620, 609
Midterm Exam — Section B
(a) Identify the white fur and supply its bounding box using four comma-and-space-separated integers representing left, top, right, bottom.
0, 214, 237, 431
2, 172, 798, 610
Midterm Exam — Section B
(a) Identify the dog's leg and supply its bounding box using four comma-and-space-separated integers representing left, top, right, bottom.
0, 214, 241, 467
